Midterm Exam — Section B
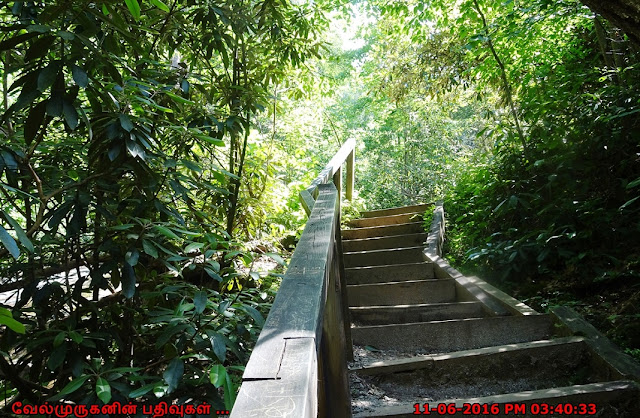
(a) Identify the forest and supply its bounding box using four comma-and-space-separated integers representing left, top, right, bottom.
0, 0, 639, 414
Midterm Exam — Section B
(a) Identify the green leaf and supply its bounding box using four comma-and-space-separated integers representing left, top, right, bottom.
142, 239, 158, 258
242, 305, 264, 327
53, 331, 66, 347
48, 342, 68, 371
71, 64, 88, 87
0, 309, 25, 334
96, 377, 112, 404
620, 196, 640, 211
154, 225, 180, 240
0, 224, 20, 259
150, 0, 170, 12
119, 114, 134, 132
626, 177, 640, 189
57, 30, 75, 40
265, 252, 286, 266
2, 210, 34, 253
125, 249, 140, 266
49, 375, 91, 401
194, 291, 207, 314
63, 101, 79, 130
208, 332, 226, 362
209, 364, 227, 388
166, 91, 194, 105
184, 242, 204, 253
129, 382, 158, 398
122, 261, 136, 299
24, 101, 47, 145
125, 0, 141, 20
37, 64, 58, 91
223, 372, 236, 410
194, 134, 225, 146
163, 357, 184, 393
69, 331, 83, 344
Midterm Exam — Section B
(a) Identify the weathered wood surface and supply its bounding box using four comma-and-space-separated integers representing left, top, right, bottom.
232, 183, 352, 418
302, 138, 356, 214
425, 201, 444, 257
346, 144, 354, 201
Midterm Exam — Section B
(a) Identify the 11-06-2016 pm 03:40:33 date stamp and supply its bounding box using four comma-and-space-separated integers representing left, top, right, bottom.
413, 402, 598, 415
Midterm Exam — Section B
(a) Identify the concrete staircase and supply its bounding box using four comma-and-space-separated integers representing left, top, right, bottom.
343, 204, 640, 417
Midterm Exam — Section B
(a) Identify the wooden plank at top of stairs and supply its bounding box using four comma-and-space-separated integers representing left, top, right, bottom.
342, 233, 428, 252
345, 262, 434, 285
353, 380, 640, 417
342, 222, 424, 240
348, 212, 423, 228
361, 203, 434, 218
351, 314, 553, 353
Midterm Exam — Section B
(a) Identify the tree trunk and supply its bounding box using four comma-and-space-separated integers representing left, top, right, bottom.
579, 0, 640, 45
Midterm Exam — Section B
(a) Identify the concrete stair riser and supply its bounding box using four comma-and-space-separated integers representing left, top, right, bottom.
342, 222, 424, 240
344, 246, 425, 268
345, 263, 435, 285
350, 302, 487, 325
361, 204, 434, 218
348, 212, 423, 228
342, 233, 428, 252
347, 280, 456, 307
351, 315, 553, 353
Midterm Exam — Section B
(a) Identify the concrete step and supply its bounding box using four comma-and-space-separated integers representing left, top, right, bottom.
350, 301, 486, 326
351, 314, 553, 353
342, 222, 424, 240
348, 212, 423, 228
353, 337, 595, 395
345, 262, 435, 285
353, 380, 640, 417
361, 204, 433, 218
342, 233, 428, 252
344, 246, 425, 268
347, 279, 456, 307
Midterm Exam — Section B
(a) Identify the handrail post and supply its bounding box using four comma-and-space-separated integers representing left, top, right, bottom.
333, 166, 342, 197
346, 148, 354, 201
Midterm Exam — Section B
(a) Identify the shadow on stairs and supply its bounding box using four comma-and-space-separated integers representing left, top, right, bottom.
343, 203, 640, 417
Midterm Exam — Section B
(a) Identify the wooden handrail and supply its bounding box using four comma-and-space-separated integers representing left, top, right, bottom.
300, 137, 355, 214
230, 140, 355, 418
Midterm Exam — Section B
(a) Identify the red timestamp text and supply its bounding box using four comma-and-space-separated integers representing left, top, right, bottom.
413, 402, 598, 415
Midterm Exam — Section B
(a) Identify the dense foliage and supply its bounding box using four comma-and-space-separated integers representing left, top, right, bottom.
0, 0, 343, 411
359, 0, 640, 356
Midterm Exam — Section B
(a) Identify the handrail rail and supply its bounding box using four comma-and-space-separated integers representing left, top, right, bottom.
300, 137, 355, 215
230, 140, 355, 418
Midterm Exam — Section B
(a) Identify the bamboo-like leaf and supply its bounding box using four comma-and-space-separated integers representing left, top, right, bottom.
125, 0, 141, 20
0, 224, 20, 259
150, 0, 170, 12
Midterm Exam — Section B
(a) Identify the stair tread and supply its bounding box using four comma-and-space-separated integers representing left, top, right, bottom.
361, 203, 433, 218
350, 336, 586, 374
